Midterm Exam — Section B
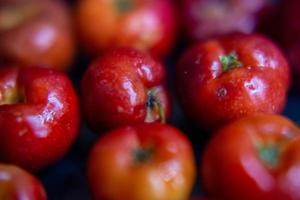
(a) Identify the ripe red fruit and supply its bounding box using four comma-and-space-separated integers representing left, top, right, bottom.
176, 33, 290, 130
182, 0, 269, 41
81, 48, 170, 132
75, 0, 176, 58
0, 164, 46, 200
87, 123, 196, 200
0, 0, 75, 71
201, 114, 300, 200
0, 67, 79, 171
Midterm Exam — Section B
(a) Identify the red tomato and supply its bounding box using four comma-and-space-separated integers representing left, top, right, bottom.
75, 0, 176, 58
81, 48, 170, 132
201, 114, 300, 200
0, 67, 79, 171
0, 164, 46, 200
87, 123, 196, 200
176, 33, 290, 130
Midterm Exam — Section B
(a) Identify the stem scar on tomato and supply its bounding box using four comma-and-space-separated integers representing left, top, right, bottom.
133, 147, 153, 164
116, 0, 134, 13
0, 84, 25, 105
145, 88, 165, 123
219, 52, 243, 72
257, 144, 280, 169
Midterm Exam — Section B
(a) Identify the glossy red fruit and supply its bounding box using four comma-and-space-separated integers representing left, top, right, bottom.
0, 67, 79, 171
0, 163, 46, 200
0, 0, 75, 71
182, 0, 269, 41
81, 48, 170, 132
176, 33, 290, 130
88, 123, 196, 200
201, 114, 300, 200
75, 0, 176, 58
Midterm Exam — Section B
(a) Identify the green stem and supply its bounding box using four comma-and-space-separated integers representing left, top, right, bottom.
116, 0, 133, 13
257, 143, 280, 169
219, 52, 242, 72
146, 89, 166, 123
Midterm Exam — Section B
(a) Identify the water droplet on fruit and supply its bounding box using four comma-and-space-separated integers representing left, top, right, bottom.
244, 77, 266, 98
117, 106, 125, 113
16, 116, 23, 123
272, 105, 275, 111
195, 55, 202, 64
198, 74, 205, 81
18, 128, 27, 136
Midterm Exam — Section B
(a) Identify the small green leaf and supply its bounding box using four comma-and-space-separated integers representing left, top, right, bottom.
220, 52, 242, 72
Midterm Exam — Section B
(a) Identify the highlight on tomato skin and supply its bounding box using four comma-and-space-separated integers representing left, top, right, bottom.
0, 163, 47, 200
201, 114, 300, 200
87, 123, 196, 200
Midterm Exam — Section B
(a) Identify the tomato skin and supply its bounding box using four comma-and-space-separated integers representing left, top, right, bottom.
75, 0, 176, 58
0, 164, 47, 200
201, 114, 300, 200
176, 33, 290, 131
87, 123, 196, 200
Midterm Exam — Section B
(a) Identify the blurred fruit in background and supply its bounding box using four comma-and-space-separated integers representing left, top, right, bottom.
181, 0, 272, 42
0, 164, 47, 200
75, 0, 176, 58
0, 0, 75, 71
